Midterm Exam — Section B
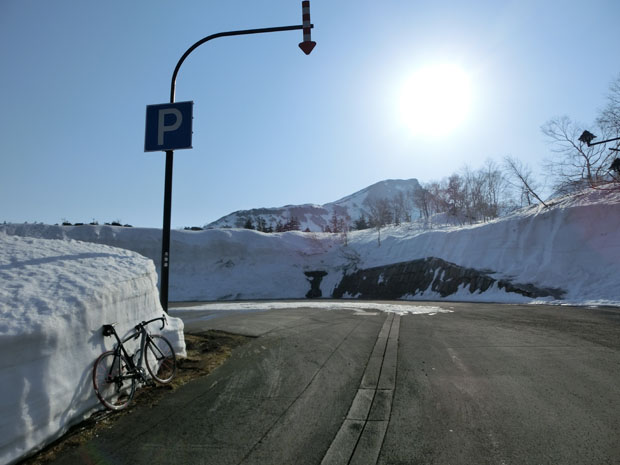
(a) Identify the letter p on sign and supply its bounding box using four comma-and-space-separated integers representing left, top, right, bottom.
145, 101, 193, 152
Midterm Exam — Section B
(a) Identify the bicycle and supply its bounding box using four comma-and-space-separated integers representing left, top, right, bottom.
92, 314, 177, 410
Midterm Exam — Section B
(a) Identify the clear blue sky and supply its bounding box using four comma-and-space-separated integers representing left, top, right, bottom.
1, 0, 619, 228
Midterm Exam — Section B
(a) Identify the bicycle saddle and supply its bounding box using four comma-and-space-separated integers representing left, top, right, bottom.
102, 323, 117, 337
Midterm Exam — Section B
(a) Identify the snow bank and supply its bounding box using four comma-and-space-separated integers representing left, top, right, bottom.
347, 189, 620, 305
175, 301, 452, 316
2, 189, 619, 306
0, 224, 336, 302
0, 233, 185, 465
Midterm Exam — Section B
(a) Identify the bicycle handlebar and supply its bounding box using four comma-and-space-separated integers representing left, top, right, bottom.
137, 314, 167, 331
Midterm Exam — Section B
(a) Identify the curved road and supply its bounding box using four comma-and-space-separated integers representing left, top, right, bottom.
51, 301, 620, 465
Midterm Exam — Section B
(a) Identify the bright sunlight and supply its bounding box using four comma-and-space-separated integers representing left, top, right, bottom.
398, 64, 472, 137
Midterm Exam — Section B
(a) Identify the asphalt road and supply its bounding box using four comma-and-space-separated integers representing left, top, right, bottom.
49, 301, 620, 465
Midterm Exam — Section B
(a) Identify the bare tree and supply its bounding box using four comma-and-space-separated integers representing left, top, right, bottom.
443, 174, 466, 222
457, 161, 510, 223
542, 116, 613, 193
481, 159, 508, 219
394, 191, 408, 224
597, 74, 620, 136
461, 165, 485, 223
427, 180, 449, 220
412, 186, 432, 221
503, 156, 548, 207
367, 197, 392, 246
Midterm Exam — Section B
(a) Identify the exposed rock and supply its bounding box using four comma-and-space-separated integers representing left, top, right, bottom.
305, 271, 328, 298
332, 257, 565, 300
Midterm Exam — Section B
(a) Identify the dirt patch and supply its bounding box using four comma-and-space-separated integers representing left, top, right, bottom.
19, 330, 251, 465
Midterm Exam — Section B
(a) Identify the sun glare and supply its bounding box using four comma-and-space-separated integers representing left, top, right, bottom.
399, 64, 472, 137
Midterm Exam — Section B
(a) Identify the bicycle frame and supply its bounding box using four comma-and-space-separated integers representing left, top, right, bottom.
102, 315, 168, 383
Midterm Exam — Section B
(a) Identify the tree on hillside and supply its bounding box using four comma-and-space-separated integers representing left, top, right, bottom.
542, 116, 612, 194
426, 181, 449, 218
412, 186, 432, 221
503, 156, 548, 208
412, 161, 513, 226
460, 160, 510, 222
444, 174, 466, 219
480, 159, 508, 219
243, 218, 255, 230
276, 217, 301, 232
284, 216, 301, 232
255, 216, 268, 232
390, 191, 410, 224
542, 75, 620, 193
353, 213, 369, 230
597, 74, 620, 136
329, 213, 344, 233
367, 198, 392, 246
461, 166, 485, 222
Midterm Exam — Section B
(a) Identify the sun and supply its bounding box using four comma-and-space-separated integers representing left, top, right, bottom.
398, 64, 472, 137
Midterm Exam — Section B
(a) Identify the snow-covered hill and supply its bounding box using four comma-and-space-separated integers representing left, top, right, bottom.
3, 188, 619, 306
205, 178, 421, 231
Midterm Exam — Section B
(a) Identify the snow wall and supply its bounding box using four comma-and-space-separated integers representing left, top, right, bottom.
0, 233, 186, 465
2, 189, 620, 306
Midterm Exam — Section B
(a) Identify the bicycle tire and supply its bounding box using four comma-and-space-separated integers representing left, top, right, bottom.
144, 335, 177, 384
93, 350, 136, 410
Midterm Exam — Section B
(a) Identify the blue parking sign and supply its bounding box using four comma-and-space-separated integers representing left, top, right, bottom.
145, 101, 193, 152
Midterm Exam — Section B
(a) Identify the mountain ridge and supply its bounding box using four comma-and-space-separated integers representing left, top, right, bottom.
205, 178, 422, 232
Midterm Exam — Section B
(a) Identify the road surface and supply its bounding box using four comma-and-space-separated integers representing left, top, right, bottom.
49, 301, 620, 465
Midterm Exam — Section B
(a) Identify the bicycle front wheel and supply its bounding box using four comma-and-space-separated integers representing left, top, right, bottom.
145, 335, 177, 384
93, 350, 136, 410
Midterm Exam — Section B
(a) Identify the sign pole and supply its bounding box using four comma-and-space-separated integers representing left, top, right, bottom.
160, 149, 174, 312
155, 2, 316, 313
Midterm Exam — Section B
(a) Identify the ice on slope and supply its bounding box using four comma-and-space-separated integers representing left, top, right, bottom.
0, 233, 185, 465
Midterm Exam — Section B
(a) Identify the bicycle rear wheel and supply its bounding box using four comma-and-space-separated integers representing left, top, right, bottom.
93, 350, 136, 410
145, 335, 177, 384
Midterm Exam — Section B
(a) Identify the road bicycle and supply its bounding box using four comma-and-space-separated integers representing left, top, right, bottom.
93, 314, 177, 410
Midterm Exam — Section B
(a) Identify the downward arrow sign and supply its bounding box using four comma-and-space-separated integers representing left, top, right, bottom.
299, 40, 316, 55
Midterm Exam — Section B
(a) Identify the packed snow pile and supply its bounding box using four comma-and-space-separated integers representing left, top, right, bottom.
2, 188, 620, 306
177, 301, 453, 316
341, 189, 620, 305
0, 233, 186, 465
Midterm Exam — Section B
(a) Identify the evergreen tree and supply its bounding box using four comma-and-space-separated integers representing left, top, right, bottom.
255, 216, 267, 232
288, 216, 301, 231
329, 213, 341, 233
354, 214, 369, 230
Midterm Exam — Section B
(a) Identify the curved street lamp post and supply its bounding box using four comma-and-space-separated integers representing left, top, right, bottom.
147, 3, 316, 312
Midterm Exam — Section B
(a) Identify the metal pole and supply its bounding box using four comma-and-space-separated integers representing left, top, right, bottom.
159, 23, 313, 313
160, 149, 173, 311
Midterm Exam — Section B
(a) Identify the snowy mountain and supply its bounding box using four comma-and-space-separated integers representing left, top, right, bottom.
205, 178, 422, 232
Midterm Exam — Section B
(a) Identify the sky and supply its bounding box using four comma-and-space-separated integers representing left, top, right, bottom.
1, 0, 619, 229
